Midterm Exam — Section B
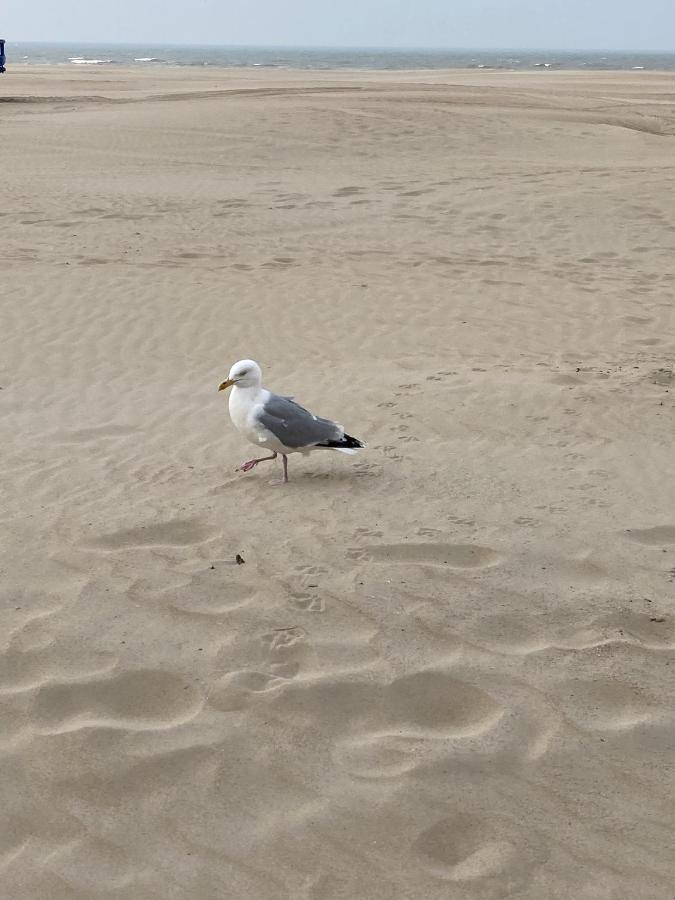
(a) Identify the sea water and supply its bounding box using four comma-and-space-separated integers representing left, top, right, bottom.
7, 43, 675, 72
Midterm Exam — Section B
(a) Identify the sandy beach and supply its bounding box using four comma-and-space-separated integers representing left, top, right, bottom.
1, 66, 674, 898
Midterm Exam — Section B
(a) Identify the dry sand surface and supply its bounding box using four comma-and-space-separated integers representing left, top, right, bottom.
1, 66, 675, 898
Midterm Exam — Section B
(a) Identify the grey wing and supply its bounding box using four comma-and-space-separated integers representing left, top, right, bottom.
258, 394, 343, 449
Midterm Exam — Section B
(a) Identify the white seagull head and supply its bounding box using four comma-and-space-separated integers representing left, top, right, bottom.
218, 359, 263, 392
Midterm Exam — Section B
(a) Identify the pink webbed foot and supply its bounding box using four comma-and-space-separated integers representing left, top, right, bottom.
237, 452, 277, 474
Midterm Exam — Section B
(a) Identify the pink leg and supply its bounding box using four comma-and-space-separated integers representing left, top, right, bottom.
269, 454, 290, 485
238, 452, 277, 473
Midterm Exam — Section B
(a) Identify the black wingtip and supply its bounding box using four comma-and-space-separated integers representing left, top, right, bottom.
342, 433, 366, 449
317, 433, 365, 450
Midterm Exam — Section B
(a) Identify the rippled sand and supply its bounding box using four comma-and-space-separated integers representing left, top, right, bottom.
1, 66, 674, 898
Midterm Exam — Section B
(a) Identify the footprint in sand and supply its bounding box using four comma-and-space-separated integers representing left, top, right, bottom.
626, 525, 675, 545
274, 669, 505, 778
381, 670, 502, 737
333, 186, 363, 197
378, 444, 403, 461
40, 836, 138, 892
216, 198, 249, 209
622, 315, 653, 325
334, 734, 430, 779
648, 368, 673, 386
289, 592, 325, 612
86, 518, 213, 550
166, 574, 257, 616
286, 564, 329, 611
261, 626, 307, 653
294, 564, 328, 576
413, 812, 547, 890
208, 670, 283, 711
32, 669, 202, 732
261, 256, 298, 268
514, 516, 540, 526
553, 678, 663, 731
0, 641, 116, 695
355, 527, 384, 538
332, 674, 502, 779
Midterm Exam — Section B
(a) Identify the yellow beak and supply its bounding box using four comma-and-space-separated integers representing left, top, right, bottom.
218, 378, 235, 392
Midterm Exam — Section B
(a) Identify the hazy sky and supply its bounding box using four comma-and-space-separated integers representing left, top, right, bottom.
6, 0, 675, 51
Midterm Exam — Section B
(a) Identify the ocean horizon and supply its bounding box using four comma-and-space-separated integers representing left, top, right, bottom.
5, 42, 675, 71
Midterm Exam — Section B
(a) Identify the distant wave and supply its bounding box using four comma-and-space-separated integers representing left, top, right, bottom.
134, 57, 163, 63
68, 57, 115, 65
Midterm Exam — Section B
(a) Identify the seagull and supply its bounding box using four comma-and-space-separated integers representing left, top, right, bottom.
218, 359, 365, 484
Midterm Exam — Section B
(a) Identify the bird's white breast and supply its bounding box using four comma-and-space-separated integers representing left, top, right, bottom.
229, 386, 272, 447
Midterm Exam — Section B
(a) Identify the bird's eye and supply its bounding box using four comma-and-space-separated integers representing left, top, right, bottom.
239, 369, 249, 376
